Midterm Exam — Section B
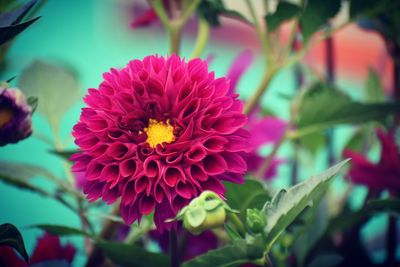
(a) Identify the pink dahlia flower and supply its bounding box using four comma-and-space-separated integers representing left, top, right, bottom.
72, 55, 250, 231
343, 128, 400, 192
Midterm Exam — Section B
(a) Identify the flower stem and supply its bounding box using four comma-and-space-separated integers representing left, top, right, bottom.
255, 127, 289, 179
190, 18, 210, 58
325, 25, 336, 166
243, 67, 277, 115
169, 23, 182, 55
226, 212, 246, 237
170, 228, 180, 267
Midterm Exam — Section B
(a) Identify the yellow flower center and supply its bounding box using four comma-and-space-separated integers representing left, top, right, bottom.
143, 119, 175, 148
0, 107, 14, 128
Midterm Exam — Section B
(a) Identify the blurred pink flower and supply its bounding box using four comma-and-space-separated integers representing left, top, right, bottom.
129, 1, 168, 29
227, 51, 287, 180
343, 129, 400, 192
0, 233, 76, 267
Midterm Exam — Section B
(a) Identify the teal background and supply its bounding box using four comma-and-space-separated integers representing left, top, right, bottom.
0, 0, 389, 266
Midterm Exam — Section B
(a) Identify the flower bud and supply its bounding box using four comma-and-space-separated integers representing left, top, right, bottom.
170, 191, 237, 235
246, 208, 266, 234
0, 87, 33, 146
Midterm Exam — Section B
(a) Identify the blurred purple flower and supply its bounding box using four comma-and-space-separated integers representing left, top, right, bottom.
0, 87, 32, 146
227, 51, 287, 180
72, 171, 86, 189
149, 228, 218, 261
0, 233, 76, 267
343, 129, 400, 192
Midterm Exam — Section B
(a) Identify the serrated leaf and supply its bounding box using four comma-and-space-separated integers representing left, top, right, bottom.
97, 241, 170, 267
32, 224, 92, 238
300, 0, 341, 42
224, 179, 271, 222
262, 160, 349, 253
291, 82, 400, 139
0, 16, 40, 46
18, 60, 80, 132
365, 68, 385, 103
0, 223, 29, 262
265, 2, 302, 32
182, 238, 264, 267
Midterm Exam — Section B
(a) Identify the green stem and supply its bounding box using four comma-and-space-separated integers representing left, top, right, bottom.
170, 228, 180, 267
245, 0, 269, 57
255, 127, 288, 179
243, 67, 278, 115
169, 23, 182, 54
190, 18, 210, 58
226, 212, 246, 237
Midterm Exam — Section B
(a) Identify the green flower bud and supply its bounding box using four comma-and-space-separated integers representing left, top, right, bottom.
168, 191, 238, 235
246, 208, 266, 234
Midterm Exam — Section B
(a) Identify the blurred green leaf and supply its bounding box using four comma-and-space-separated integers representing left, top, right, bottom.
306, 253, 343, 267
49, 149, 77, 161
300, 0, 341, 42
293, 197, 330, 266
32, 224, 92, 238
349, 0, 396, 19
18, 60, 80, 132
365, 68, 385, 103
298, 132, 326, 155
182, 237, 264, 267
344, 127, 374, 152
265, 2, 302, 32
328, 199, 400, 234
291, 82, 400, 139
0, 16, 40, 45
27, 96, 38, 112
220, 9, 252, 25
0, 223, 29, 262
196, 0, 224, 26
224, 179, 271, 222
262, 160, 349, 253
97, 241, 170, 267
0, 0, 38, 26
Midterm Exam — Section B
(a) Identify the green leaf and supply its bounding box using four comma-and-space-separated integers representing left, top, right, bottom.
32, 224, 92, 237
220, 9, 252, 25
265, 2, 302, 32
291, 82, 400, 139
26, 96, 38, 112
328, 199, 400, 234
224, 179, 271, 222
49, 149, 78, 161
349, 0, 396, 20
300, 0, 341, 42
0, 223, 29, 262
97, 241, 170, 267
293, 197, 330, 266
196, 0, 224, 26
262, 160, 349, 253
307, 253, 343, 267
298, 132, 326, 155
182, 238, 264, 267
365, 68, 385, 103
0, 16, 40, 46
18, 60, 79, 132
